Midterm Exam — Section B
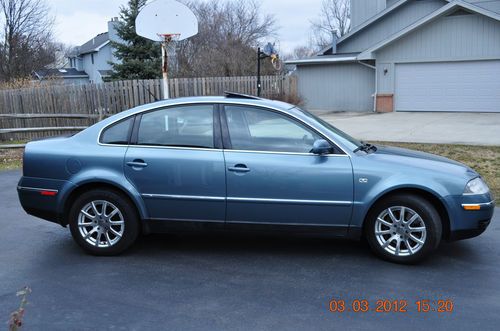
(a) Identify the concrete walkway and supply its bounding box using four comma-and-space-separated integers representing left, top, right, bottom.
318, 111, 500, 146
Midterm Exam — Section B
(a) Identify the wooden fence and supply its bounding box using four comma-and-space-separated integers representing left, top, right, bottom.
0, 75, 297, 143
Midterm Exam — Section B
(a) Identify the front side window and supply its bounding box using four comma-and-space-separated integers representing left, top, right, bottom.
100, 117, 133, 145
137, 105, 214, 149
225, 106, 322, 153
293, 107, 361, 149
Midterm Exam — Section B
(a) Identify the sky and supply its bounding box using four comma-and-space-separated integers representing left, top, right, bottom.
47, 0, 323, 54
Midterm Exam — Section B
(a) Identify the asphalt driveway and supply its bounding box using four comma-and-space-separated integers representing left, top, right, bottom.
319, 112, 500, 146
0, 169, 499, 330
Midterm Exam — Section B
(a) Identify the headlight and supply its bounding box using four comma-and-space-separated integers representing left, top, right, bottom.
464, 177, 490, 195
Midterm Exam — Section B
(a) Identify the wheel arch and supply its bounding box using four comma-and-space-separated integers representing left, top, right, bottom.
60, 181, 147, 227
361, 187, 451, 240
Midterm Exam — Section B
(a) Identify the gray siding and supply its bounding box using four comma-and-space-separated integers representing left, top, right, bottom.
465, 0, 500, 14
82, 43, 114, 83
376, 13, 500, 94
351, 0, 386, 29
377, 62, 395, 94
296, 63, 375, 112
338, 0, 445, 53
376, 14, 500, 63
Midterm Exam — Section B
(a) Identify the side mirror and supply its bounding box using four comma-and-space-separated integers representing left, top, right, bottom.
311, 139, 332, 155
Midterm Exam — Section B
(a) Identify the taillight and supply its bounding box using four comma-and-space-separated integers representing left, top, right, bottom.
40, 191, 57, 197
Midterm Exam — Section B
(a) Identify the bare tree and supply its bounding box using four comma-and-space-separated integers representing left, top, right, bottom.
310, 0, 351, 51
0, 0, 55, 81
48, 43, 78, 69
283, 45, 316, 61
173, 0, 277, 77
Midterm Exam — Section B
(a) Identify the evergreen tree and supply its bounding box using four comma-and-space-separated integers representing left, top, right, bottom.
110, 0, 161, 80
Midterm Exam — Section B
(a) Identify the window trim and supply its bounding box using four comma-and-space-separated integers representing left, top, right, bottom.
128, 103, 220, 150
97, 100, 350, 156
213, 105, 223, 149
98, 115, 135, 145
220, 104, 345, 155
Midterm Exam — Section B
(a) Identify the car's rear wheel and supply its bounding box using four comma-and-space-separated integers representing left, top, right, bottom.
365, 194, 442, 264
69, 189, 140, 255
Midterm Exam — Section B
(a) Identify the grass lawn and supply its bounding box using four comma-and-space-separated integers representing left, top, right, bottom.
0, 148, 23, 171
0, 140, 27, 145
1, 142, 498, 201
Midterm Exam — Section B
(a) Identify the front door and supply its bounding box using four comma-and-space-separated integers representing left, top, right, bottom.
124, 104, 226, 222
221, 105, 353, 233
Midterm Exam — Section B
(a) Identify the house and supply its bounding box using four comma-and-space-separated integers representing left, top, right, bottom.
34, 18, 121, 85
33, 68, 89, 85
286, 0, 500, 113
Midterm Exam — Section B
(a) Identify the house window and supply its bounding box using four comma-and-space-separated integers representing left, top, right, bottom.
91, 54, 94, 64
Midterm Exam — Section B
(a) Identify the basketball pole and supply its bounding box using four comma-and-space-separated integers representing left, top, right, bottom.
257, 47, 269, 97
161, 36, 171, 99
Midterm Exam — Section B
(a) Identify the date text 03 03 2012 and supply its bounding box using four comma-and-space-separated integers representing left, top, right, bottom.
328, 298, 454, 313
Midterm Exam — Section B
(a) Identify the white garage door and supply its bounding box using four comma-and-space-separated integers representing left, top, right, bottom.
395, 61, 500, 112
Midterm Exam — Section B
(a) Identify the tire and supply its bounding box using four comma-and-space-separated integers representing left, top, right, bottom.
68, 189, 140, 256
364, 194, 442, 264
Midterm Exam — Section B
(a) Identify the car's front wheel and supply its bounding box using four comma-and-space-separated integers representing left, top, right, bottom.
68, 189, 140, 255
365, 194, 442, 264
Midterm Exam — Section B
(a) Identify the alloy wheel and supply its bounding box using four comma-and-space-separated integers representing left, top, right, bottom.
77, 200, 125, 248
374, 206, 427, 256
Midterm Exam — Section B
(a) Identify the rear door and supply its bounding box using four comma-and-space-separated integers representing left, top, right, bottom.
124, 104, 226, 222
221, 104, 353, 234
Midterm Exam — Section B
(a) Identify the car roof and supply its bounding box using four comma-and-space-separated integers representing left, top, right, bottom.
82, 94, 357, 156
125, 95, 296, 115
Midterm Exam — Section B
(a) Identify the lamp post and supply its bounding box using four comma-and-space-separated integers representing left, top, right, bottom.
257, 47, 270, 97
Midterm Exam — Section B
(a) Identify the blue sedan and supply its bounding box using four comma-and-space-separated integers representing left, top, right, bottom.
17, 93, 495, 263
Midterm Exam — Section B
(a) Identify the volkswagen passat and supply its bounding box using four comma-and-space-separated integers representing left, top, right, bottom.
17, 93, 495, 263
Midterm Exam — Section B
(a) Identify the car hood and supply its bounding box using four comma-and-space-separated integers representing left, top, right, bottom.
372, 145, 478, 178
375, 145, 464, 166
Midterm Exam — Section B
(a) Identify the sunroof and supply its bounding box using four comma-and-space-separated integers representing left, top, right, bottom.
224, 91, 261, 100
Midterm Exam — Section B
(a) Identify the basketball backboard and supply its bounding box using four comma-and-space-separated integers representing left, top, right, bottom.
136, 0, 198, 41
263, 42, 278, 57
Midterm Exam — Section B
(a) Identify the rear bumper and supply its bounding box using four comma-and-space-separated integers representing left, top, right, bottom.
18, 185, 61, 224
17, 176, 73, 225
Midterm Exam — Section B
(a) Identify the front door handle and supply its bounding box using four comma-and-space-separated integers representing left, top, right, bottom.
228, 164, 250, 173
126, 160, 148, 168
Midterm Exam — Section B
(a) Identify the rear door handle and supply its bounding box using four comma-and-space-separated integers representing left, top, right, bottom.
228, 164, 250, 173
126, 160, 148, 168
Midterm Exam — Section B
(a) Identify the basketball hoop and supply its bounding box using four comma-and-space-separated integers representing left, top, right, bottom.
257, 42, 282, 96
263, 42, 282, 71
136, 0, 198, 99
158, 33, 181, 43
270, 54, 282, 71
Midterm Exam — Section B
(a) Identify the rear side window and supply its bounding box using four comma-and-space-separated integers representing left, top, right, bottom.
137, 105, 214, 149
100, 117, 133, 145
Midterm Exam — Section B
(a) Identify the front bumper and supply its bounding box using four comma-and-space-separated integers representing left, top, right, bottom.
448, 218, 491, 241
445, 193, 495, 241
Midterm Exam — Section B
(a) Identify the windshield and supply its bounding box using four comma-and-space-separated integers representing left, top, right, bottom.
292, 107, 363, 149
